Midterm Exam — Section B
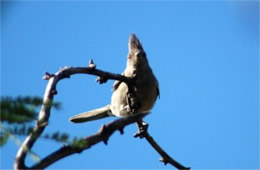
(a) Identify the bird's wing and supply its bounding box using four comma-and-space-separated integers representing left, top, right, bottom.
113, 72, 125, 91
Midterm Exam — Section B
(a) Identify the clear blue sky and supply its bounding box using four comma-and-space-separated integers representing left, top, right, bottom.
1, 1, 259, 169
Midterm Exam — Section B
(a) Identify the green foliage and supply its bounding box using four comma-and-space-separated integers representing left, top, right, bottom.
70, 137, 88, 149
0, 96, 61, 124
0, 130, 9, 146
43, 131, 69, 143
0, 96, 62, 147
0, 95, 88, 150
1, 96, 38, 123
0, 123, 71, 147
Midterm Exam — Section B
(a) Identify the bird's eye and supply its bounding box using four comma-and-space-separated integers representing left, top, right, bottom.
136, 51, 146, 59
136, 51, 143, 58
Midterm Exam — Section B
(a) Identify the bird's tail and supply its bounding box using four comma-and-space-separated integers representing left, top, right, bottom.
69, 105, 112, 123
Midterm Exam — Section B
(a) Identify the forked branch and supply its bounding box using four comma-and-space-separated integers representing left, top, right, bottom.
14, 61, 189, 169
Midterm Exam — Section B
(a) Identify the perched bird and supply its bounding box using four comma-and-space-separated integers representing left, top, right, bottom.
70, 34, 159, 123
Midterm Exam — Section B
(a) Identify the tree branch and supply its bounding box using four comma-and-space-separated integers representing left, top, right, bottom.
14, 62, 189, 169
30, 113, 147, 169
14, 64, 132, 169
143, 131, 190, 169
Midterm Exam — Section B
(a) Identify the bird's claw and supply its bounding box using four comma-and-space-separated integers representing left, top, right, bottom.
133, 122, 149, 138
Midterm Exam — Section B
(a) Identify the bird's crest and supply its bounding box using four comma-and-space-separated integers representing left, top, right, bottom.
128, 34, 144, 51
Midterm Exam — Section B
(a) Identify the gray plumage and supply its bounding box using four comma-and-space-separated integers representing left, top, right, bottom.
70, 34, 159, 123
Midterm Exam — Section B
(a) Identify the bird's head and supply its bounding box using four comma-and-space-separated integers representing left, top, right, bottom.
127, 34, 149, 68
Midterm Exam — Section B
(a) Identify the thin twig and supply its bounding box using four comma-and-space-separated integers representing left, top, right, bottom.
143, 131, 190, 170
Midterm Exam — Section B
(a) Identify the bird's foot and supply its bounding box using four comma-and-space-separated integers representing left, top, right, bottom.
133, 122, 149, 138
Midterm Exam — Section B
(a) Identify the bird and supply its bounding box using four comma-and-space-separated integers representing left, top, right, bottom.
69, 34, 159, 124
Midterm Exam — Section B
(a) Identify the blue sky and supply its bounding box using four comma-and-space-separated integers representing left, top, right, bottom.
1, 1, 259, 169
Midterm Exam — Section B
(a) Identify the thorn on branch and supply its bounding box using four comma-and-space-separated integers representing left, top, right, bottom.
43, 72, 55, 80
99, 125, 109, 145
88, 59, 96, 69
103, 139, 108, 145
96, 76, 108, 84
159, 158, 168, 165
118, 128, 124, 135
51, 89, 58, 95
99, 124, 107, 134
